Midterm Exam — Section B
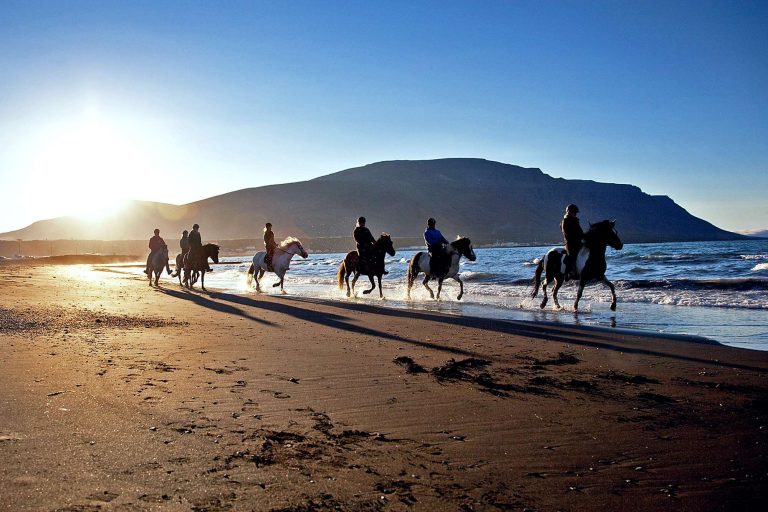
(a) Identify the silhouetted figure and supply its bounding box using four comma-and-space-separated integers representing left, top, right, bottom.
561, 204, 584, 279
179, 230, 190, 260
424, 217, 450, 276
353, 216, 375, 262
145, 228, 171, 275
187, 223, 213, 272
264, 222, 277, 269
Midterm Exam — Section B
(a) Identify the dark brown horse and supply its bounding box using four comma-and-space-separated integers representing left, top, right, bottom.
182, 243, 220, 292
337, 234, 396, 298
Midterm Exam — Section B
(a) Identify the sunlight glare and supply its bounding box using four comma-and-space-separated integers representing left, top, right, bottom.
31, 107, 156, 221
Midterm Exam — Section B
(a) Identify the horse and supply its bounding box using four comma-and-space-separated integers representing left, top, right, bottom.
531, 220, 623, 311
172, 253, 193, 286
407, 237, 477, 300
182, 243, 220, 292
147, 245, 169, 287
247, 237, 308, 293
336, 234, 396, 299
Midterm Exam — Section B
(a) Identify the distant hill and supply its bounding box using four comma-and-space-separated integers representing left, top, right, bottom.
740, 229, 768, 239
0, 158, 744, 247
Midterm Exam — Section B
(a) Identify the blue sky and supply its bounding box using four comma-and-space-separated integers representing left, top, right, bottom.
0, 0, 766, 233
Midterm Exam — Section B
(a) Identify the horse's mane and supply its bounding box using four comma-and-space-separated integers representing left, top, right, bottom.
584, 220, 616, 245
451, 236, 470, 247
279, 237, 303, 249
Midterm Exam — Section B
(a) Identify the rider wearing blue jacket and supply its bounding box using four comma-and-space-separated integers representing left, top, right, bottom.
424, 218, 450, 276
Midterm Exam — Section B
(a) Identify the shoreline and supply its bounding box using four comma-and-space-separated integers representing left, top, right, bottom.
2, 263, 767, 510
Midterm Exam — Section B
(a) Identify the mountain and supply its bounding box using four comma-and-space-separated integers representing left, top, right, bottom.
0, 158, 744, 246
740, 229, 768, 239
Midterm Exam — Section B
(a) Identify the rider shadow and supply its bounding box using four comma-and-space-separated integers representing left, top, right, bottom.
158, 288, 277, 327
206, 292, 488, 359
275, 296, 768, 374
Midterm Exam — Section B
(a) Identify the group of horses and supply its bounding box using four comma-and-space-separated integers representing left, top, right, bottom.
147, 220, 624, 311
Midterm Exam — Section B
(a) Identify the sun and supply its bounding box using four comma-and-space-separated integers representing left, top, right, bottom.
30, 108, 153, 221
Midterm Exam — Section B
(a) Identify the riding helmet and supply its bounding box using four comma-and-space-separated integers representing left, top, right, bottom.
193, 223, 200, 229
154, 228, 160, 234
427, 218, 436, 227
566, 204, 579, 214
357, 216, 366, 224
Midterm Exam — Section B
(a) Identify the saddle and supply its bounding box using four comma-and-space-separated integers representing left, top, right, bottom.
429, 248, 450, 277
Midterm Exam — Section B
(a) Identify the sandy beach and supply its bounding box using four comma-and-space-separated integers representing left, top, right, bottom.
1, 262, 766, 511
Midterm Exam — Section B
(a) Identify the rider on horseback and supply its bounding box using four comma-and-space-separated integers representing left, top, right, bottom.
145, 228, 171, 275
424, 218, 450, 276
179, 230, 190, 260
264, 222, 277, 269
561, 204, 584, 279
353, 216, 376, 266
187, 223, 213, 272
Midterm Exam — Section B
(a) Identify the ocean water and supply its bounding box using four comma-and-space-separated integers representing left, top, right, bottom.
138, 240, 768, 351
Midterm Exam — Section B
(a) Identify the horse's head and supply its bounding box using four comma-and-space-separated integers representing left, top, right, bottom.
451, 237, 476, 261
206, 243, 220, 264
280, 237, 308, 258
587, 220, 623, 250
376, 233, 396, 257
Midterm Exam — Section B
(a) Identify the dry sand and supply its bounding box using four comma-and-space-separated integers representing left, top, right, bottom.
1, 262, 766, 511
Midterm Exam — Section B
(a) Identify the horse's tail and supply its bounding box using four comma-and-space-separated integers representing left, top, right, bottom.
531, 258, 544, 298
247, 263, 255, 286
337, 260, 346, 289
408, 252, 422, 288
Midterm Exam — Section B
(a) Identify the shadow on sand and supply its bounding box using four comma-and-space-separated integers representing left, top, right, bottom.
159, 286, 768, 374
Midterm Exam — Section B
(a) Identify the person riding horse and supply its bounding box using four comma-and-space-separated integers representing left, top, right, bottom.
561, 204, 584, 279
179, 229, 190, 260
145, 228, 171, 275
353, 216, 377, 271
424, 218, 450, 276
264, 222, 277, 268
186, 223, 213, 272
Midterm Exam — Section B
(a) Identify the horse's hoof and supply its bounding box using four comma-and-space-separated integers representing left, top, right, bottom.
363, 290, 371, 295
281, 290, 287, 295
539, 303, 546, 309
457, 294, 463, 301
610, 303, 617, 311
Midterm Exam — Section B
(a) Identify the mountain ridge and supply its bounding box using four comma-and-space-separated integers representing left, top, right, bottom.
0, 158, 744, 246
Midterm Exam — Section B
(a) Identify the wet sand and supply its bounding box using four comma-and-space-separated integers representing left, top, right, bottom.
1, 263, 767, 511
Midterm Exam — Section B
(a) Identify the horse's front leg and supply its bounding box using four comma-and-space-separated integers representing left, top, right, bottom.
573, 278, 586, 311
603, 278, 617, 311
362, 275, 375, 295
552, 278, 563, 309
540, 279, 549, 309
454, 276, 464, 301
350, 272, 360, 296
422, 275, 435, 299
201, 270, 207, 292
436, 278, 444, 300
377, 275, 383, 299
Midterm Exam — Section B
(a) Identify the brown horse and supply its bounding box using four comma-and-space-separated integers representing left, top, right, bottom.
337, 234, 396, 298
182, 243, 220, 292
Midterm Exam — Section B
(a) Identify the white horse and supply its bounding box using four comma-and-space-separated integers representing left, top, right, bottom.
246, 237, 309, 293
407, 237, 476, 300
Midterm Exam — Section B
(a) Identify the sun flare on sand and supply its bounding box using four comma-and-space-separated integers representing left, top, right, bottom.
30, 107, 159, 221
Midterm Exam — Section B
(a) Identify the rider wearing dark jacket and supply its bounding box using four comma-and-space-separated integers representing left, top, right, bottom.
561, 204, 584, 277
264, 222, 277, 266
187, 224, 212, 272
353, 217, 376, 257
424, 218, 450, 276
179, 230, 190, 258
145, 229, 171, 275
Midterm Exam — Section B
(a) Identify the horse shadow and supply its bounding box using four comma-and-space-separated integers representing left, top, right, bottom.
159, 288, 768, 374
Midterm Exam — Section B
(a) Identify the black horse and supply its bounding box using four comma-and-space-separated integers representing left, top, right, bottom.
182, 243, 220, 292
337, 234, 396, 298
532, 220, 623, 311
